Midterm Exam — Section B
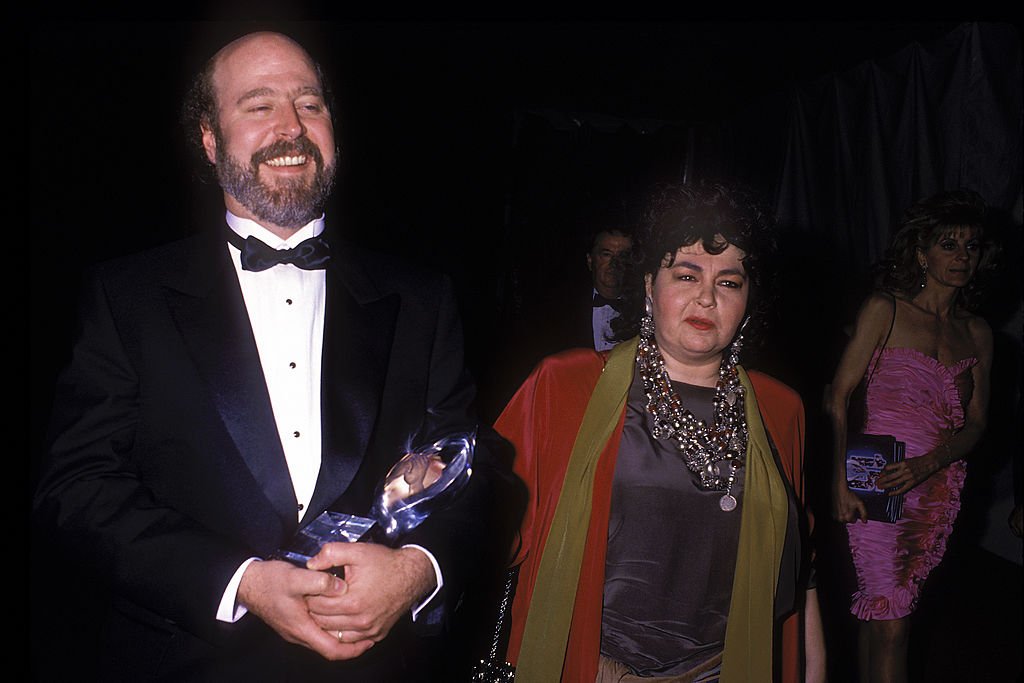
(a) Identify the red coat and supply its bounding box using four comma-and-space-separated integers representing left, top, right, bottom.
495, 348, 807, 682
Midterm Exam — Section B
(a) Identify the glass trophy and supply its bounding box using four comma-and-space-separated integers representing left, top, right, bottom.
271, 430, 476, 571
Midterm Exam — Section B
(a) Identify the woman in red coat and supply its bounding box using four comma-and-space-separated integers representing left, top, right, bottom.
496, 182, 825, 682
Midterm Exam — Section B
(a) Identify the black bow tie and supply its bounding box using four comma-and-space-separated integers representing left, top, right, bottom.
226, 230, 331, 272
593, 292, 623, 311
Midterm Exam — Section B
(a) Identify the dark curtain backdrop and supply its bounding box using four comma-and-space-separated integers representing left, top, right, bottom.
771, 21, 1022, 301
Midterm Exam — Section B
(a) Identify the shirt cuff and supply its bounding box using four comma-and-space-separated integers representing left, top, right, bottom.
402, 544, 443, 621
216, 557, 259, 623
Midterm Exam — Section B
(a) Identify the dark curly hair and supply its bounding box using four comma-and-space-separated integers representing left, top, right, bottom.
876, 189, 998, 311
611, 180, 778, 343
179, 34, 335, 180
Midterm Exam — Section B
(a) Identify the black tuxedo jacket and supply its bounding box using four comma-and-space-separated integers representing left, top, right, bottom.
34, 227, 511, 681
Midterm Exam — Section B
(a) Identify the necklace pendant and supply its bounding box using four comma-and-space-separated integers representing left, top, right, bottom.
719, 493, 738, 512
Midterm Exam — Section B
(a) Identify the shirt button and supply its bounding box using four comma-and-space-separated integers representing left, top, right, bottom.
297, 503, 304, 511
293, 431, 301, 438
289, 362, 297, 369
286, 298, 293, 305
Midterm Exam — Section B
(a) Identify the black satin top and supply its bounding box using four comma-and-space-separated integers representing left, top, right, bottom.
599, 370, 801, 677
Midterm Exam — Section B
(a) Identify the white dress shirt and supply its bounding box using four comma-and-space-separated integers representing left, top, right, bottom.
592, 289, 619, 351
227, 213, 327, 515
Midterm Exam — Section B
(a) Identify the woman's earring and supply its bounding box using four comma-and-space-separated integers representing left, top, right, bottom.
919, 263, 928, 289
727, 316, 751, 367
640, 296, 655, 339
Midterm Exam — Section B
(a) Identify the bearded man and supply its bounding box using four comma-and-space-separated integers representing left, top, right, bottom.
33, 31, 514, 681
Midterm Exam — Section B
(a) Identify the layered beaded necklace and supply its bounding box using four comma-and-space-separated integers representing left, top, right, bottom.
637, 313, 749, 511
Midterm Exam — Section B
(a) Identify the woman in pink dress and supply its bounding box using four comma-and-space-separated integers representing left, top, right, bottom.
828, 190, 997, 683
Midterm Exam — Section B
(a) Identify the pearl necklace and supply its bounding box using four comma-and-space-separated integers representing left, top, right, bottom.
637, 314, 749, 512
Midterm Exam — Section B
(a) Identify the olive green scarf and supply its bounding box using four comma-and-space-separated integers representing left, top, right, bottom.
516, 338, 789, 682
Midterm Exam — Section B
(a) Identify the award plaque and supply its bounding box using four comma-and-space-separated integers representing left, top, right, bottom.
271, 430, 476, 568
272, 512, 375, 571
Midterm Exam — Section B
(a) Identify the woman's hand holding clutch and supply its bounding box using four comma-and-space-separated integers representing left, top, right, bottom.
876, 454, 940, 495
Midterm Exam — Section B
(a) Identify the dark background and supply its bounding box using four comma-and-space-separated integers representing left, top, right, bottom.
30, 20, 1022, 682
33, 18, 1020, 453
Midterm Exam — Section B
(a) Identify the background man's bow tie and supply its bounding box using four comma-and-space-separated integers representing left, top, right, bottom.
227, 231, 331, 272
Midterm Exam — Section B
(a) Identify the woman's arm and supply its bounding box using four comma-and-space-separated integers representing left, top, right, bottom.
877, 317, 992, 494
827, 293, 895, 523
803, 587, 827, 683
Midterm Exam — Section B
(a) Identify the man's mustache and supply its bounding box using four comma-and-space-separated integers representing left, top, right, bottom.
251, 138, 324, 167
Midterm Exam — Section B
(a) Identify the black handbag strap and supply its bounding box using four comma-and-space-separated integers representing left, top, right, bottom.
865, 293, 897, 389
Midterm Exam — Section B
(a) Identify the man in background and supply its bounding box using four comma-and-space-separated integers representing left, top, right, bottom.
586, 227, 633, 351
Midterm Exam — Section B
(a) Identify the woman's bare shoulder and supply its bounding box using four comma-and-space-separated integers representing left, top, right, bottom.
965, 312, 993, 351
853, 291, 899, 339
862, 291, 899, 315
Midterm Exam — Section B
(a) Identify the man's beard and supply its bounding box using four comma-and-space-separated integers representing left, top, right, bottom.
215, 135, 337, 229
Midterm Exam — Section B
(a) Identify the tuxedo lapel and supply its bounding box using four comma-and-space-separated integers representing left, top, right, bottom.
162, 233, 298, 528
306, 246, 399, 522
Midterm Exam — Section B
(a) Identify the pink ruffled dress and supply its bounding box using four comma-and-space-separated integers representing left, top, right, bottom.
847, 347, 976, 621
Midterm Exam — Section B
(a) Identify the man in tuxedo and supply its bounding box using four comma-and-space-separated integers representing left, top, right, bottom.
33, 31, 512, 681
585, 228, 633, 351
